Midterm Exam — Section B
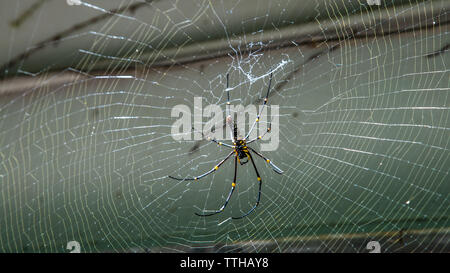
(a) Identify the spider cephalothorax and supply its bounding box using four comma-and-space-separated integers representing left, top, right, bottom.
168, 72, 283, 219
235, 139, 250, 165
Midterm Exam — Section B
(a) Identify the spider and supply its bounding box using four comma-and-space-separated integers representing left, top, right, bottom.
168, 72, 283, 219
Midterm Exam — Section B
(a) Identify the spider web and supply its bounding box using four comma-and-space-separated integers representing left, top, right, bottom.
0, 0, 448, 253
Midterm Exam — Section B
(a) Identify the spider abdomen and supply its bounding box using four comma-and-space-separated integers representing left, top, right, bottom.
235, 140, 250, 165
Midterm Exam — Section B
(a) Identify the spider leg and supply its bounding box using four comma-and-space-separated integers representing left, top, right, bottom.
225, 73, 236, 143
232, 153, 262, 219
247, 147, 283, 174
209, 138, 235, 148
196, 128, 234, 149
245, 72, 273, 140
247, 122, 271, 144
168, 151, 234, 181
195, 156, 238, 217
